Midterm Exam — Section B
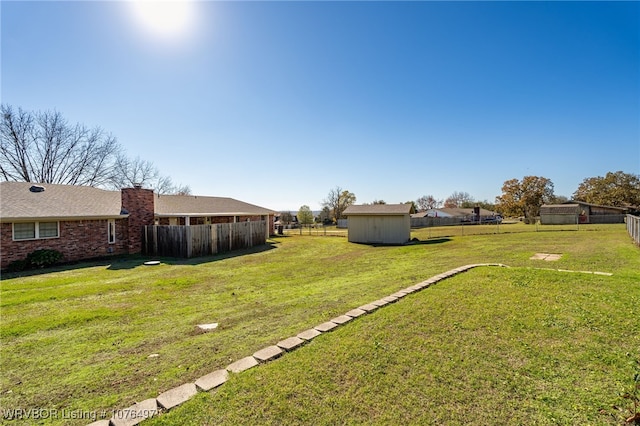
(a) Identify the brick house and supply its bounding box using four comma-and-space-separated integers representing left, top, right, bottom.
0, 182, 275, 269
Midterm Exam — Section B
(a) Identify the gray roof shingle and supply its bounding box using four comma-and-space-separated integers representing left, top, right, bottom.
0, 181, 122, 220
343, 204, 412, 215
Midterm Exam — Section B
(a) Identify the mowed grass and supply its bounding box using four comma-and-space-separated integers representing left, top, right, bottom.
0, 223, 638, 425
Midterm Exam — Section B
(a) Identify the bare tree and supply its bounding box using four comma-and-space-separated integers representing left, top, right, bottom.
444, 191, 474, 208
322, 186, 356, 220
1, 105, 119, 186
416, 195, 440, 211
1, 104, 191, 194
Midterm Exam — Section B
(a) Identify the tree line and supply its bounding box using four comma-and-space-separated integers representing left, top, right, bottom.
309, 172, 639, 224
0, 105, 190, 194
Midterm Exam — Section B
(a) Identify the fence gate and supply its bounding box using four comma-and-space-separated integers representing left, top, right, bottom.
142, 221, 268, 258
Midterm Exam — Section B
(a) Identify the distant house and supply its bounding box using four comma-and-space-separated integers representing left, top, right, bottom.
343, 204, 412, 245
540, 201, 627, 225
0, 182, 275, 269
413, 208, 497, 220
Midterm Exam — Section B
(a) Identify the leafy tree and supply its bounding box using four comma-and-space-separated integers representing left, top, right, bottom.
461, 200, 496, 211
496, 176, 554, 220
372, 199, 386, 204
444, 191, 473, 208
0, 104, 190, 194
319, 206, 332, 224
404, 201, 417, 214
416, 195, 440, 211
322, 186, 356, 220
279, 211, 293, 225
573, 171, 640, 207
297, 205, 314, 227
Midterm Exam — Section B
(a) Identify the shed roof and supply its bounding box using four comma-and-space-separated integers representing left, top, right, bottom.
343, 204, 412, 216
0, 181, 123, 221
540, 204, 580, 215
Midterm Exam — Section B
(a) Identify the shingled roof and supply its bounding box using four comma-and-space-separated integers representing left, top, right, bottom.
0, 181, 276, 221
0, 181, 123, 221
343, 204, 413, 215
154, 194, 276, 217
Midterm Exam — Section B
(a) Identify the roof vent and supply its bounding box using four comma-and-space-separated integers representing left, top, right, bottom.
29, 185, 45, 193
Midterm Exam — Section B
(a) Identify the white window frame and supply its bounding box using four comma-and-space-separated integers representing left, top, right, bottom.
108, 219, 116, 244
12, 221, 60, 241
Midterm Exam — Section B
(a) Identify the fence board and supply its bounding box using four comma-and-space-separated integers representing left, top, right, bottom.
142, 221, 267, 258
627, 215, 640, 246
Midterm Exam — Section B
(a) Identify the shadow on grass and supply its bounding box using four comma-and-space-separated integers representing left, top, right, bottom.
1, 242, 280, 278
107, 241, 280, 269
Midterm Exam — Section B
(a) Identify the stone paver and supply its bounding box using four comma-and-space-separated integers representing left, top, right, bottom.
314, 321, 339, 332
92, 263, 514, 426
358, 303, 379, 312
345, 308, 367, 318
253, 345, 284, 362
297, 328, 322, 340
195, 369, 229, 391
226, 356, 259, 373
277, 336, 305, 351
330, 315, 353, 325
111, 398, 158, 426
157, 383, 197, 410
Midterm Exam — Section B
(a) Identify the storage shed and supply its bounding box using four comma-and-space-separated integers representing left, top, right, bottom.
342, 204, 412, 245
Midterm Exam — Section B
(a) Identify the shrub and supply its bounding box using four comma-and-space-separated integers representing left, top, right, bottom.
25, 249, 63, 268
6, 259, 29, 272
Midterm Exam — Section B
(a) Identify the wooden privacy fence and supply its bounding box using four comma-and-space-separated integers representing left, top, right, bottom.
142, 221, 268, 258
627, 214, 640, 246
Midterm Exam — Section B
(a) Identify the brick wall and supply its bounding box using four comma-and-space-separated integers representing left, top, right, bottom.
121, 187, 155, 254
0, 219, 128, 269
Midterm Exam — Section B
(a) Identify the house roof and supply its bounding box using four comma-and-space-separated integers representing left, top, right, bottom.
0, 181, 123, 221
415, 208, 497, 218
154, 194, 276, 217
343, 204, 412, 216
0, 181, 276, 222
564, 200, 628, 212
540, 204, 580, 215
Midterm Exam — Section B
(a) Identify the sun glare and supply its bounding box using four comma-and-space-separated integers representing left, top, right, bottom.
131, 0, 195, 39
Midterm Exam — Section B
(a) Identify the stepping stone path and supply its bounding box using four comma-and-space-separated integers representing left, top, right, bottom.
87, 263, 508, 425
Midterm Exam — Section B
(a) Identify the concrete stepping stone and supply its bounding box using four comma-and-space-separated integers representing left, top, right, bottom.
370, 299, 390, 307
226, 356, 259, 373
382, 295, 398, 303
277, 336, 305, 351
87, 421, 110, 426
253, 345, 283, 362
195, 369, 229, 391
314, 321, 339, 332
297, 328, 322, 341
330, 315, 353, 325
157, 383, 197, 410
111, 398, 158, 426
358, 303, 380, 312
345, 308, 366, 318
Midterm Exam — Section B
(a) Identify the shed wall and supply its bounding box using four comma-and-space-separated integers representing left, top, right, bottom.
347, 215, 410, 244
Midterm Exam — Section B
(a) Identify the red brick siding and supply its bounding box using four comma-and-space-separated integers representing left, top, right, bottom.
1, 219, 128, 269
121, 187, 155, 254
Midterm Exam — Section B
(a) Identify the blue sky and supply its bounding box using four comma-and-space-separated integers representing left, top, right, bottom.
2, 1, 638, 211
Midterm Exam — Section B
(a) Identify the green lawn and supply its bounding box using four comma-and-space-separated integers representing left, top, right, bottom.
1, 223, 638, 425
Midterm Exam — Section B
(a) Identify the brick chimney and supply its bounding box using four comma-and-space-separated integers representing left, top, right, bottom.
121, 186, 155, 254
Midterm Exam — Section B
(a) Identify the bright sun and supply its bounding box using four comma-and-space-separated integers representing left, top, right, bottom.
130, 0, 195, 39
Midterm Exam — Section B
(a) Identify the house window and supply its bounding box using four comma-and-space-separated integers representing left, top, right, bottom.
13, 223, 35, 240
13, 222, 59, 240
108, 219, 116, 244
